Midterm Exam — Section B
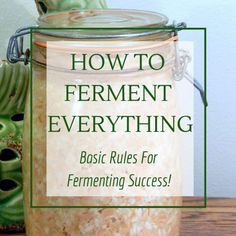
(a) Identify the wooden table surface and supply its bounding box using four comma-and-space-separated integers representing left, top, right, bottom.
2, 198, 236, 236
180, 198, 236, 236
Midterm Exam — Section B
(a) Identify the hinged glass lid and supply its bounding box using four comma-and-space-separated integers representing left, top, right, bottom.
36, 9, 169, 39
38, 9, 168, 28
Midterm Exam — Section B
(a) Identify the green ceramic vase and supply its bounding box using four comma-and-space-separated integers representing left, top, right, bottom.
35, 0, 107, 15
0, 61, 29, 233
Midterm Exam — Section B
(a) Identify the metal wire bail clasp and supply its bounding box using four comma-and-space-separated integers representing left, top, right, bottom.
171, 21, 208, 106
7, 26, 33, 65
171, 21, 190, 81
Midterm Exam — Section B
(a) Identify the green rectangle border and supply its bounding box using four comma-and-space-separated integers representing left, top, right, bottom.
30, 27, 207, 208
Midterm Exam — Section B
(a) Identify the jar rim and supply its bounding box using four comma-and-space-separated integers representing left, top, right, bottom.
36, 9, 169, 39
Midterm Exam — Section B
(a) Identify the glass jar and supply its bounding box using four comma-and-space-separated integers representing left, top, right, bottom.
23, 9, 183, 235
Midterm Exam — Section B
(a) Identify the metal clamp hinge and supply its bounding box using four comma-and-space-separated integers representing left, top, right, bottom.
7, 26, 35, 65
171, 21, 208, 106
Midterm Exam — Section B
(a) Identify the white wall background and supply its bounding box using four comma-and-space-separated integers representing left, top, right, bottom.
0, 0, 236, 197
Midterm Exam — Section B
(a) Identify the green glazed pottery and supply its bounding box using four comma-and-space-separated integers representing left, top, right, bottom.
0, 61, 29, 115
0, 115, 24, 233
35, 0, 108, 15
0, 61, 29, 233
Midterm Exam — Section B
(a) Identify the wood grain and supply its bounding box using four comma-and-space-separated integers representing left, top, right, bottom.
180, 198, 236, 236
2, 198, 236, 236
